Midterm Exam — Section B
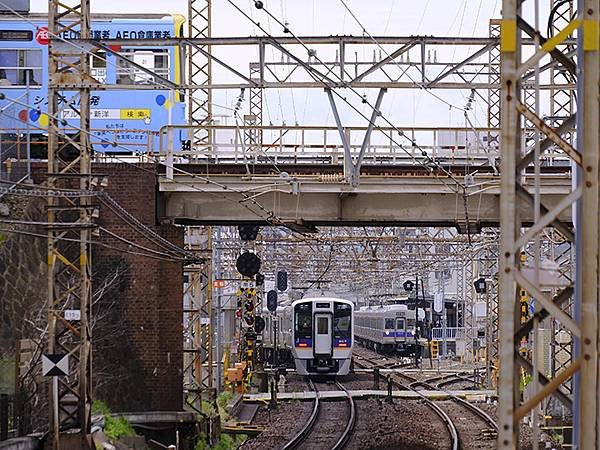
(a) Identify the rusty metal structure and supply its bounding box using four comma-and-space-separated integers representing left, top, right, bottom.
47, 1, 94, 448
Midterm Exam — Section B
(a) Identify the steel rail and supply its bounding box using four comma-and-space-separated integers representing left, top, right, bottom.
281, 379, 320, 450
354, 357, 459, 450
332, 382, 356, 450
401, 372, 498, 438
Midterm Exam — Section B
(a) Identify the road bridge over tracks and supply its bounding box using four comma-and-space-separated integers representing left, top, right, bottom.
159, 164, 573, 231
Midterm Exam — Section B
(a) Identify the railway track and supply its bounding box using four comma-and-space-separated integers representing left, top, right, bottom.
398, 372, 498, 448
354, 357, 459, 450
281, 379, 356, 450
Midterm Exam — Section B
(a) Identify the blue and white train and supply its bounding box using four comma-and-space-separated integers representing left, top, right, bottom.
354, 304, 425, 356
0, 12, 186, 156
263, 297, 354, 376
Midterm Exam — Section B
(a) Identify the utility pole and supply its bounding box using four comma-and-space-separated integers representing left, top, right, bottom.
47, 1, 94, 448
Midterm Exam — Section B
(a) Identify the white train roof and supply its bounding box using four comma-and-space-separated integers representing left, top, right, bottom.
292, 297, 354, 307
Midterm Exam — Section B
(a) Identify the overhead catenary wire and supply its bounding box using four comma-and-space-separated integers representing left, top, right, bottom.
0, 225, 185, 262
3, 0, 465, 196
0, 100, 366, 251
225, 0, 465, 194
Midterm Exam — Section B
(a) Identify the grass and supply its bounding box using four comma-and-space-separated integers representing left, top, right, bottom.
92, 399, 135, 441
195, 433, 247, 450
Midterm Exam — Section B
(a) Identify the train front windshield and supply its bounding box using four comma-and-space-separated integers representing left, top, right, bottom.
333, 303, 352, 340
295, 303, 312, 340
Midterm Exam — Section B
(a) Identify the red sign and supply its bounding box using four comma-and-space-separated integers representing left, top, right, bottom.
35, 27, 50, 45
213, 280, 226, 289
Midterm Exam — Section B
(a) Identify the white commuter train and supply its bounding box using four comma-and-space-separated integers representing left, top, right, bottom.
262, 297, 354, 376
354, 304, 426, 356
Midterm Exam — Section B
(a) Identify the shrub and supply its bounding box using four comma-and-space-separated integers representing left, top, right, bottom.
92, 399, 135, 441
104, 415, 135, 441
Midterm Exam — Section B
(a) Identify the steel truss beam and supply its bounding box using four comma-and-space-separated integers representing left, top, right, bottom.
188, 0, 212, 152
71, 35, 576, 91
183, 227, 214, 408
497, 2, 599, 449
47, 1, 94, 448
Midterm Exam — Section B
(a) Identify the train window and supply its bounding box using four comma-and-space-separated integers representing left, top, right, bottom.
397, 318, 406, 330
90, 51, 107, 83
317, 317, 328, 335
334, 303, 351, 339
116, 49, 170, 85
0, 49, 42, 87
294, 303, 312, 340
384, 318, 394, 329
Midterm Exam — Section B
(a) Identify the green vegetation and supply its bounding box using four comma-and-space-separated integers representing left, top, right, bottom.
193, 392, 247, 449
0, 357, 15, 394
103, 415, 135, 441
195, 433, 247, 450
519, 373, 533, 393
217, 391, 233, 411
92, 399, 111, 416
92, 399, 135, 441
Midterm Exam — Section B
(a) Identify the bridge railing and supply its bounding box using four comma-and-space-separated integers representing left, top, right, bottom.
160, 124, 500, 166
431, 327, 479, 341
159, 124, 575, 168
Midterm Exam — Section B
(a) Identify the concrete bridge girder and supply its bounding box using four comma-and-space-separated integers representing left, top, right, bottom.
160, 175, 572, 227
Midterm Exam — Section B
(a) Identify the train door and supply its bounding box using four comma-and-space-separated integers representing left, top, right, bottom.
395, 317, 406, 343
314, 314, 333, 356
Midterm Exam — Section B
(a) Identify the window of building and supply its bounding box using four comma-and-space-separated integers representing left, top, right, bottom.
0, 49, 42, 87
116, 48, 170, 85
90, 50, 107, 83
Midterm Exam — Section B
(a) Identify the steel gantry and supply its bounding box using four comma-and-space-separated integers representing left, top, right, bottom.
497, 1, 599, 449
47, 1, 94, 448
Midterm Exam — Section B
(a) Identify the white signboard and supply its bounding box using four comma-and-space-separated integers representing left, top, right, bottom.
64, 309, 81, 321
433, 292, 444, 313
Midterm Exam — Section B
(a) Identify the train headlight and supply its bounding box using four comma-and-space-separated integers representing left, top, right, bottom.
384, 331, 390, 336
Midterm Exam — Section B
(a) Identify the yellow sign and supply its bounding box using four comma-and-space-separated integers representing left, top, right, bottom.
120, 109, 151, 120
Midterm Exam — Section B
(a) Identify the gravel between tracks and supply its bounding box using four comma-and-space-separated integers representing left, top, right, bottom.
237, 400, 313, 450
241, 395, 453, 450
437, 400, 496, 449
347, 397, 452, 450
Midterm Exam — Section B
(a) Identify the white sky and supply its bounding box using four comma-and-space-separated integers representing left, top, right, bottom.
26, 1, 556, 130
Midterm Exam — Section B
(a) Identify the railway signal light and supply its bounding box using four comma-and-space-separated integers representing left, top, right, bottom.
267, 290, 278, 312
244, 299, 254, 312
277, 270, 288, 291
403, 280, 414, 292
255, 273, 265, 286
254, 316, 266, 333
244, 313, 255, 326
474, 277, 487, 294
236, 252, 261, 277
238, 225, 260, 241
